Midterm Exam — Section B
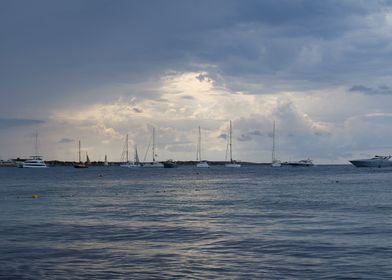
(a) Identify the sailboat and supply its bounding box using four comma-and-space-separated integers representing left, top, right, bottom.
104, 155, 109, 166
142, 127, 164, 168
22, 131, 47, 168
120, 134, 141, 168
225, 120, 241, 168
74, 140, 88, 168
196, 126, 209, 168
271, 120, 281, 167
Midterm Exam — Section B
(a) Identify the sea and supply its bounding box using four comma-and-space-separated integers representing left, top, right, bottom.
0, 165, 392, 279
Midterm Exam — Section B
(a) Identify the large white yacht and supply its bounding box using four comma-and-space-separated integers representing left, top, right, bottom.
349, 155, 392, 168
22, 156, 47, 168
21, 131, 47, 168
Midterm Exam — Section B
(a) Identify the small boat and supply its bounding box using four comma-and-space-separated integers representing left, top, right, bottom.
225, 120, 241, 168
196, 160, 210, 168
0, 159, 16, 167
163, 159, 177, 168
286, 158, 314, 167
349, 155, 392, 168
271, 120, 281, 167
196, 126, 210, 168
73, 140, 88, 168
21, 131, 47, 168
142, 127, 164, 168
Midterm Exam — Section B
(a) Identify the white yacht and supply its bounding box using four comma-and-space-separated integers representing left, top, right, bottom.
21, 131, 47, 168
349, 155, 392, 168
196, 126, 210, 168
225, 120, 241, 168
271, 120, 281, 167
22, 156, 47, 168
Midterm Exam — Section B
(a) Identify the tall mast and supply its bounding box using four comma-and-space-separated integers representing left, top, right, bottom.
34, 130, 38, 157
126, 134, 129, 162
152, 127, 155, 162
197, 126, 201, 161
229, 120, 233, 163
134, 144, 139, 163
272, 120, 276, 162
79, 140, 81, 163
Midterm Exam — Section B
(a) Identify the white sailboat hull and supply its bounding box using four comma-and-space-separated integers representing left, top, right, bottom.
196, 161, 210, 168
142, 162, 164, 168
225, 163, 241, 168
120, 162, 141, 168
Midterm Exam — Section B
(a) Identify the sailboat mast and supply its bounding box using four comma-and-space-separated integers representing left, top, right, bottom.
126, 134, 129, 162
79, 140, 81, 163
152, 127, 155, 162
197, 126, 201, 161
134, 144, 139, 163
272, 121, 276, 162
229, 120, 233, 163
34, 131, 38, 157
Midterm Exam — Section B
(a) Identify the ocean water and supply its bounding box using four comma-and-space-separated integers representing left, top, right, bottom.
1, 165, 392, 279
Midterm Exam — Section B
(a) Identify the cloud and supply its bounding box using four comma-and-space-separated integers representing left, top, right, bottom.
58, 138, 75, 144
349, 85, 392, 95
0, 118, 44, 129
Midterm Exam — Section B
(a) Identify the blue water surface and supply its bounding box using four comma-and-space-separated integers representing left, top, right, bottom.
0, 165, 392, 279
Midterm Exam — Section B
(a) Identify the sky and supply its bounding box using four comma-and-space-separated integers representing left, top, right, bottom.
1, 0, 392, 163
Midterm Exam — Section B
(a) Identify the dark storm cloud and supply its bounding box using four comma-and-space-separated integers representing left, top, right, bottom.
349, 85, 392, 95
0, 118, 44, 129
0, 0, 391, 114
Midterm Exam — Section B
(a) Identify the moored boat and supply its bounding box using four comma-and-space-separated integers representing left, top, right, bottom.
21, 131, 47, 168
196, 126, 210, 168
22, 156, 47, 168
286, 159, 314, 167
271, 120, 281, 167
349, 155, 392, 168
142, 127, 163, 168
73, 140, 88, 168
163, 160, 177, 168
225, 120, 241, 168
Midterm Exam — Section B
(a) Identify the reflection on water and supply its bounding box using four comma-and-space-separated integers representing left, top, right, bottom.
1, 166, 392, 279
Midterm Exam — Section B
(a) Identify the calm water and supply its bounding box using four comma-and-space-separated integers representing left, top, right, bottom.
1, 165, 392, 279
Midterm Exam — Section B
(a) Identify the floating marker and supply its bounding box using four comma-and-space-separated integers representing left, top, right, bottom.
31, 194, 39, 199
